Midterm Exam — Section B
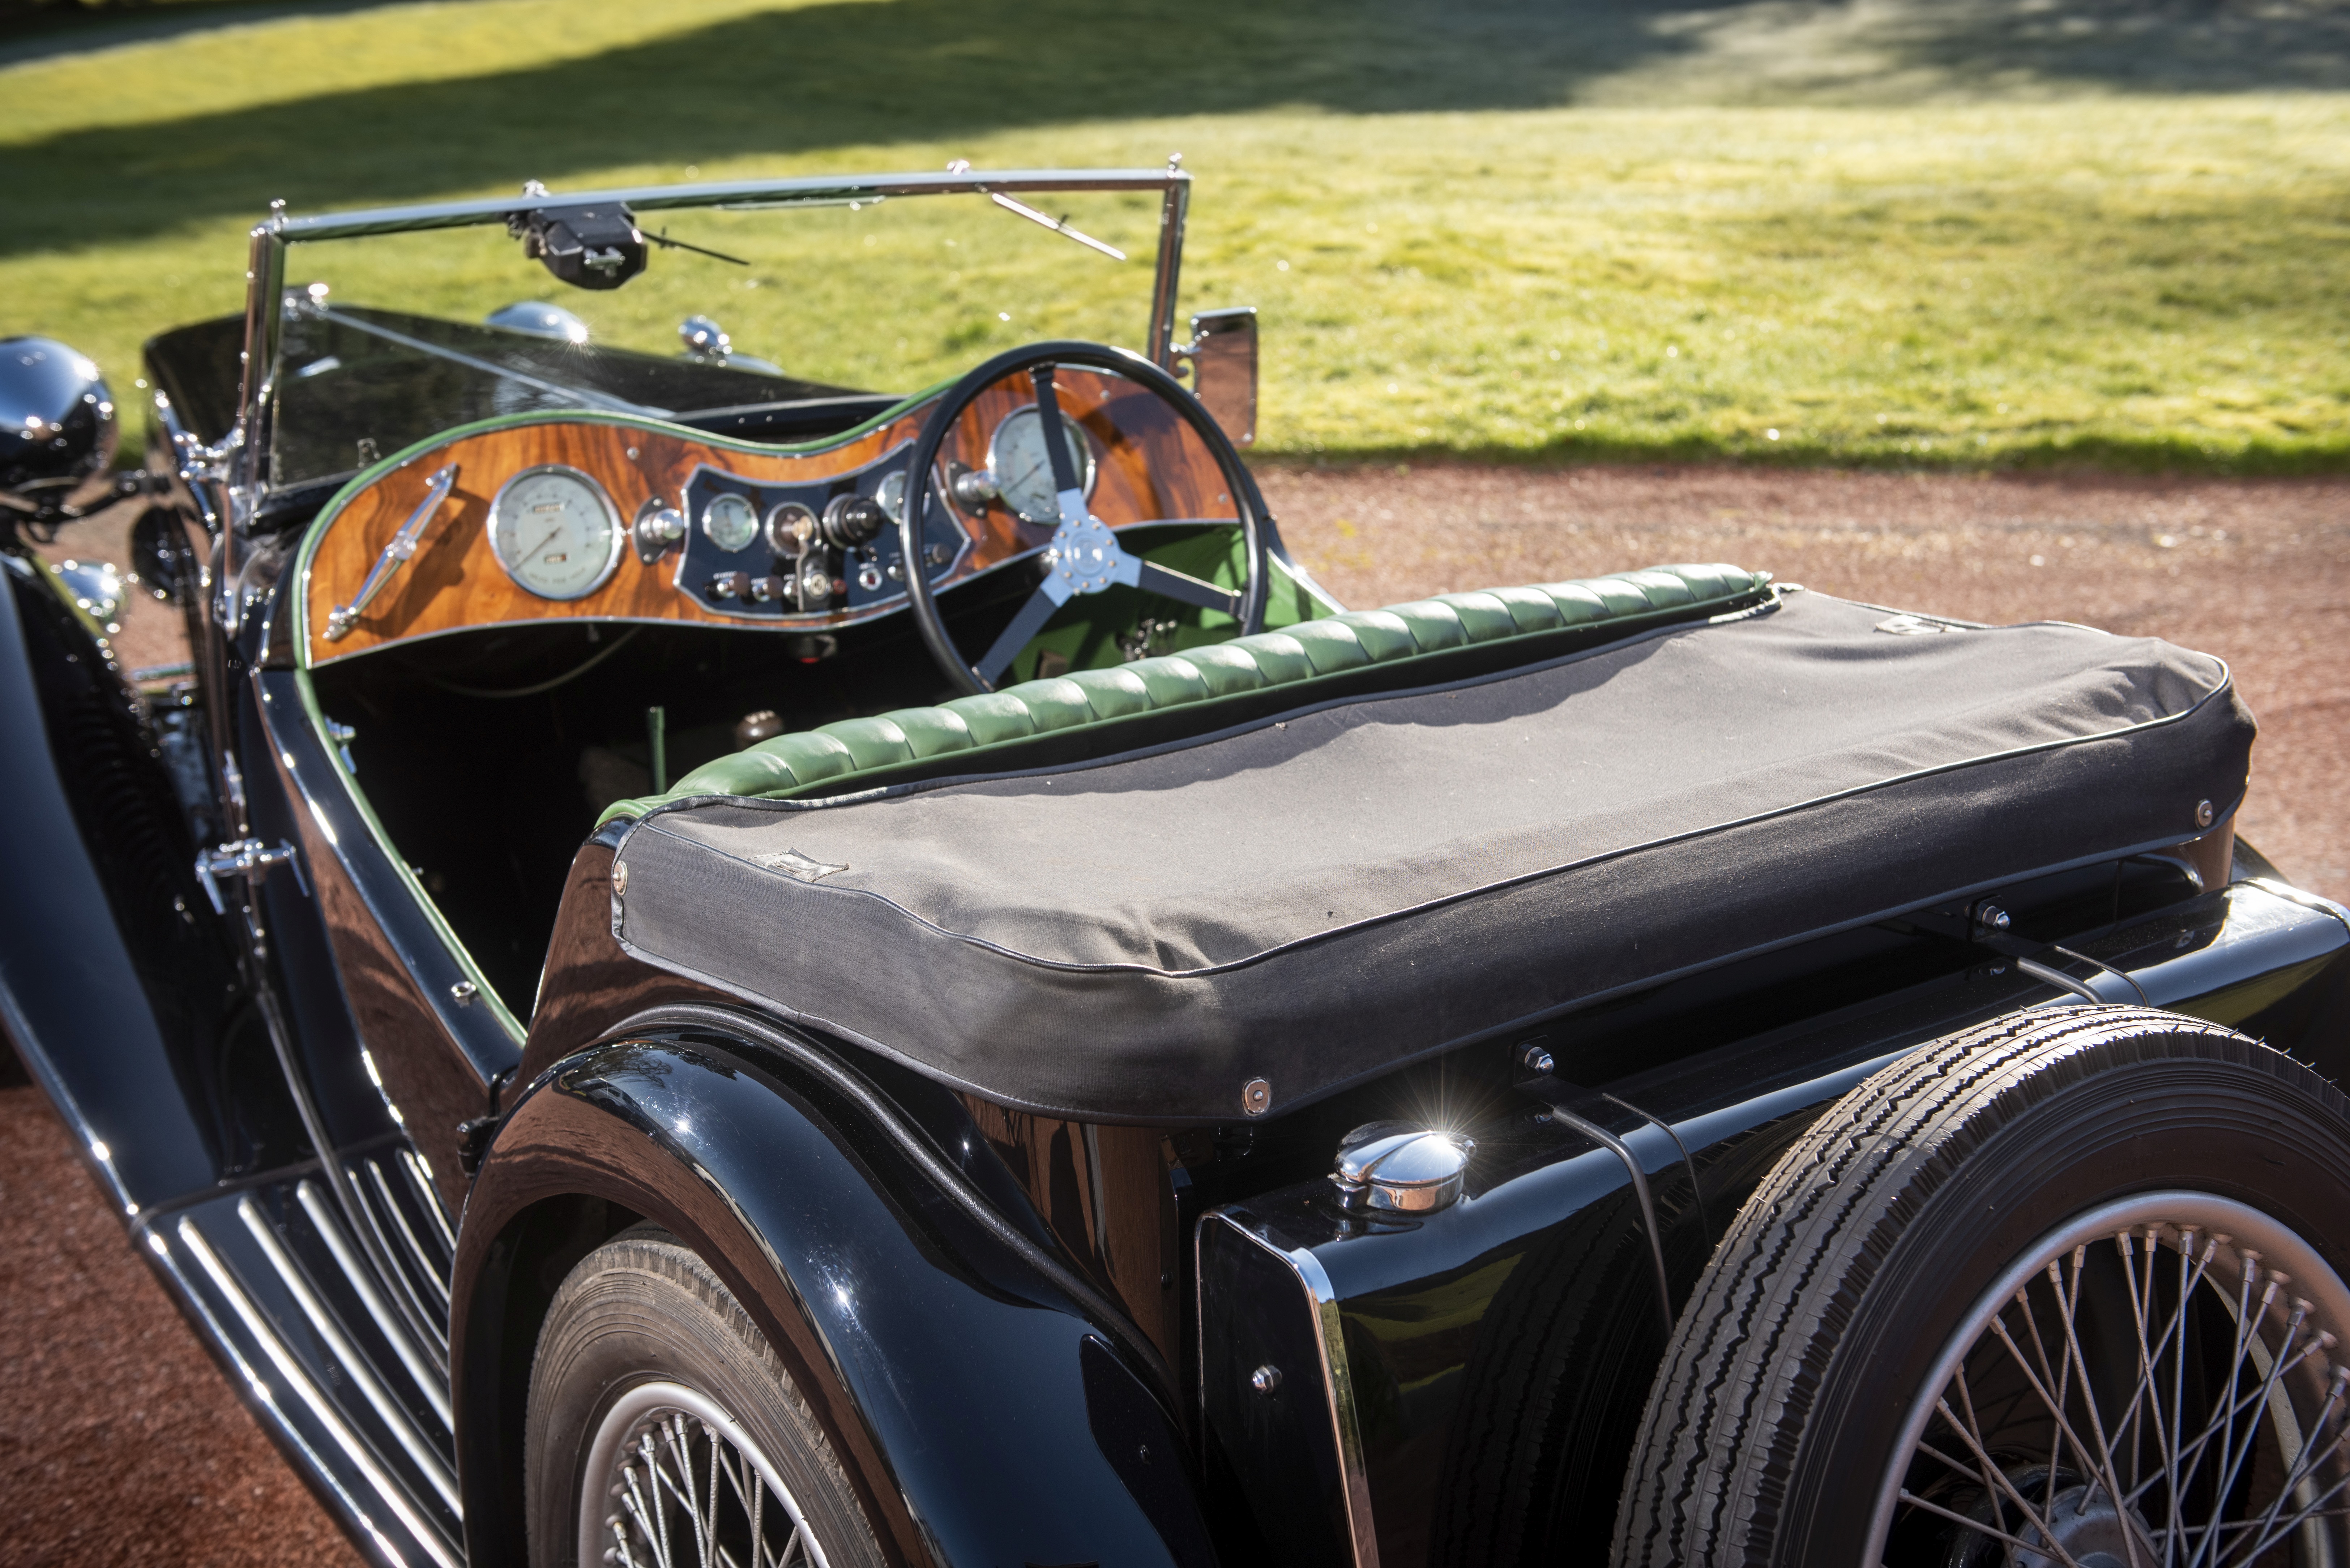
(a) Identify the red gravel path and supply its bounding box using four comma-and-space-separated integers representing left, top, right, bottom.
3, 466, 2342, 1564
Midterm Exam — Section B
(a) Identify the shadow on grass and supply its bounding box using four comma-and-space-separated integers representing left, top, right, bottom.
12, 0, 2350, 260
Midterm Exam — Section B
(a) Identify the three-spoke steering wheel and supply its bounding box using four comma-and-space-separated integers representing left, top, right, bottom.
896, 341, 1268, 695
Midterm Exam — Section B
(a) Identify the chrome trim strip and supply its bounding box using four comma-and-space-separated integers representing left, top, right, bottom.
270, 169, 1187, 242
238, 1198, 461, 1509
348, 1163, 452, 1342
1148, 175, 1190, 368
176, 1218, 461, 1568
396, 1149, 457, 1256
142, 1226, 415, 1564
1202, 1211, 1381, 1568
297, 1179, 452, 1416
362, 1158, 451, 1308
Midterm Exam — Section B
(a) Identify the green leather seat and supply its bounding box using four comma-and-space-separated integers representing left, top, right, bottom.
601, 563, 1767, 823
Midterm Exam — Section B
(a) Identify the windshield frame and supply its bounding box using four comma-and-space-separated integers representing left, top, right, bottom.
228, 166, 1192, 510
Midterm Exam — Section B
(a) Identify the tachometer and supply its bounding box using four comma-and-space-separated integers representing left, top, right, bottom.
488, 466, 624, 600
986, 407, 1096, 526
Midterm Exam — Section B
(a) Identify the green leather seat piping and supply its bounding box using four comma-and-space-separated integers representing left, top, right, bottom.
599, 563, 1769, 824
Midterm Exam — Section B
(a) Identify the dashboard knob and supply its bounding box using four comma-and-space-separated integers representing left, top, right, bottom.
749, 574, 788, 603
632, 503, 686, 563
822, 493, 887, 548
709, 570, 751, 600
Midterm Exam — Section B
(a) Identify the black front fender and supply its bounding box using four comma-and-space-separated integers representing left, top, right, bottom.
454, 1029, 1210, 1568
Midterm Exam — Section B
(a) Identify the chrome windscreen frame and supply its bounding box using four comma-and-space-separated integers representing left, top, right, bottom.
226, 167, 1194, 514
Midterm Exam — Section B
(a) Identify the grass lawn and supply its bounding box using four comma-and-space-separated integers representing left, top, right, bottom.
4, 0, 2347, 470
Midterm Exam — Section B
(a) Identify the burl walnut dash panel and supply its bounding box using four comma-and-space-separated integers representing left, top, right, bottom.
303, 368, 1237, 666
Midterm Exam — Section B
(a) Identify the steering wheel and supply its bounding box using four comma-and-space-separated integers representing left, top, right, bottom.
897, 341, 1268, 695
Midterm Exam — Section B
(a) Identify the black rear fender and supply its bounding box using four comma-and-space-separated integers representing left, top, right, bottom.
455, 1029, 1211, 1568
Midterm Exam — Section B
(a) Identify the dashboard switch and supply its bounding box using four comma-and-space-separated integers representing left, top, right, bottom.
709, 570, 751, 600
749, 574, 788, 604
822, 493, 888, 548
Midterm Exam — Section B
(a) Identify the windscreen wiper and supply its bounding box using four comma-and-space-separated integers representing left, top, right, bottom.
984, 192, 1127, 261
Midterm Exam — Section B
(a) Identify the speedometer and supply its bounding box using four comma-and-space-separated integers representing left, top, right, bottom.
986, 407, 1096, 526
489, 466, 624, 600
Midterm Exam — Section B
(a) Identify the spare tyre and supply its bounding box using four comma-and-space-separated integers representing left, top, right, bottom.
1612, 1005, 2350, 1568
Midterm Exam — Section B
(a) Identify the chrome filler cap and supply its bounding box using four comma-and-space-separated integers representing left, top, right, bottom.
1331, 1122, 1473, 1213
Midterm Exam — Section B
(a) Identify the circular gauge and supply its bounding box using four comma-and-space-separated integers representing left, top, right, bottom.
874, 468, 908, 524
765, 500, 818, 559
985, 407, 1096, 526
702, 492, 759, 553
489, 466, 624, 600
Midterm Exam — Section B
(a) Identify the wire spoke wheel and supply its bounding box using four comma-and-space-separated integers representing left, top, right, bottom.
584, 1381, 827, 1568
1878, 1195, 2350, 1568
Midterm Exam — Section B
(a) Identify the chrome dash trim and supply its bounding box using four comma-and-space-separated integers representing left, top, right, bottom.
297, 1179, 451, 1418
176, 1218, 461, 1568
1201, 1211, 1381, 1568
238, 1198, 460, 1509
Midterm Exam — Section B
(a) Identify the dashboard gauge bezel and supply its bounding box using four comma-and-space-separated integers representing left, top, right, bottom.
486, 463, 627, 601
701, 491, 761, 553
984, 406, 1098, 526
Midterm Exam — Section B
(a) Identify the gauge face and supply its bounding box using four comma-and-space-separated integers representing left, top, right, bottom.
986, 408, 1096, 526
874, 468, 908, 525
488, 466, 623, 600
766, 500, 818, 558
702, 492, 760, 553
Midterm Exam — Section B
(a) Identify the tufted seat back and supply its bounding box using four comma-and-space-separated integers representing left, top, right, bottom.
600, 563, 1770, 823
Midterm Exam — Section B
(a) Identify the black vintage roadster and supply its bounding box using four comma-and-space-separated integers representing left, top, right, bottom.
5, 165, 2350, 1568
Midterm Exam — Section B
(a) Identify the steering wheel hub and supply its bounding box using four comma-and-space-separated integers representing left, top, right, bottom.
1046, 515, 1124, 596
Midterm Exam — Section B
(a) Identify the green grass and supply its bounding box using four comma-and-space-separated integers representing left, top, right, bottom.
5, 0, 2349, 471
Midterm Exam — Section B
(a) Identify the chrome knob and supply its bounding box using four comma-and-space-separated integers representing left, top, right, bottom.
1331, 1122, 1474, 1214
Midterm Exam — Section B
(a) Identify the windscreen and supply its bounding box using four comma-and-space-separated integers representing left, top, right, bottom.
269, 186, 1165, 487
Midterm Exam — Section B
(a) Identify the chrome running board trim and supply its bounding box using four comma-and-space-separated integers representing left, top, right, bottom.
296, 1178, 451, 1420
174, 1217, 461, 1568
238, 1196, 461, 1511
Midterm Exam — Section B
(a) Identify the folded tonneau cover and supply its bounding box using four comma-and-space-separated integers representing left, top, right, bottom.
612, 590, 2252, 1122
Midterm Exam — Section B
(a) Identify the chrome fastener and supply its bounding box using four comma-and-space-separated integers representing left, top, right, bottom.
1250, 1364, 1282, 1395
450, 981, 477, 1007
1520, 1042, 1555, 1076
2196, 799, 2216, 828
1242, 1078, 1273, 1117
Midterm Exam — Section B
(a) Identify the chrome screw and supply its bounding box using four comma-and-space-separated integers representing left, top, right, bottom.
1521, 1042, 1555, 1076
1251, 1364, 1282, 1395
449, 980, 477, 1007
2196, 798, 2216, 828
1974, 903, 2011, 935
1242, 1078, 1273, 1117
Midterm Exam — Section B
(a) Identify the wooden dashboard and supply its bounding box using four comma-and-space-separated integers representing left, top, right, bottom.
298, 368, 1237, 667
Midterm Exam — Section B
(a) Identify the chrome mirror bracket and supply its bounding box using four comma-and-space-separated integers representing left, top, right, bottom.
1172, 306, 1259, 446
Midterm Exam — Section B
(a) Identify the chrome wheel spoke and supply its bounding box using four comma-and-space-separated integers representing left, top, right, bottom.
1879, 1203, 2350, 1568
590, 1387, 828, 1568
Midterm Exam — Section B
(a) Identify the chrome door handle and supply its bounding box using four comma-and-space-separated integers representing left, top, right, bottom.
325, 463, 458, 641
195, 837, 308, 913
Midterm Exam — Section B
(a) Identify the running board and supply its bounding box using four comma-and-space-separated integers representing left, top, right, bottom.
138, 1179, 463, 1568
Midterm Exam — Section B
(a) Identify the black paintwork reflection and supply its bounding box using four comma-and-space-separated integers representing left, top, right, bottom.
1, 556, 302, 1194
458, 1036, 1198, 1568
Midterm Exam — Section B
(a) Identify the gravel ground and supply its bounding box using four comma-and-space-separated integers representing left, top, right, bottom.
3, 466, 2341, 1563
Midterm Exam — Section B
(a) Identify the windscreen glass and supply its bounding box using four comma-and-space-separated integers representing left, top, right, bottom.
269, 187, 1163, 487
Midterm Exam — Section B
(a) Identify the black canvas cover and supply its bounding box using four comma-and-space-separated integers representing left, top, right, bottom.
611, 591, 2252, 1123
